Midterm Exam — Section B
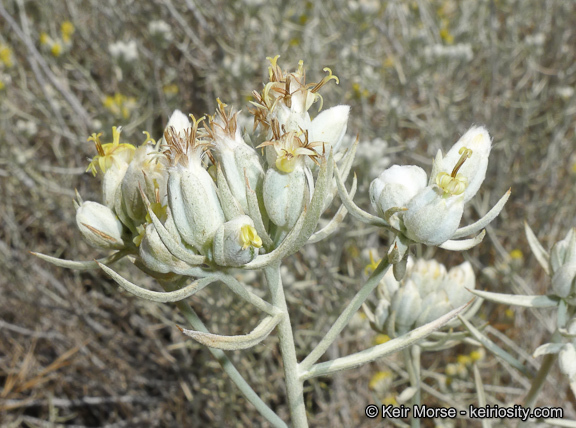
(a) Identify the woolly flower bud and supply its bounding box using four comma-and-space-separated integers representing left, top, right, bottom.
263, 161, 311, 230
444, 261, 475, 307
374, 298, 391, 332
213, 215, 262, 267
558, 344, 576, 381
76, 201, 124, 249
164, 110, 225, 253
120, 135, 168, 226
139, 222, 192, 274
207, 101, 264, 214
374, 258, 475, 335
391, 279, 422, 334
403, 186, 464, 246
307, 105, 350, 155
370, 165, 427, 218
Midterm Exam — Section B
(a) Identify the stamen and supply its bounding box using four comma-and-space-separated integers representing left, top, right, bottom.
451, 147, 473, 178
240, 224, 262, 250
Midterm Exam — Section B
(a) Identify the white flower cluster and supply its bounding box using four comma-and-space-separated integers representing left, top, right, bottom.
74, 57, 350, 274
369, 127, 508, 250
373, 257, 475, 335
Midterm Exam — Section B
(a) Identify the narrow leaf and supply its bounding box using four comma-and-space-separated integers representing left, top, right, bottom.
459, 316, 533, 378
31, 250, 129, 270
524, 221, 550, 275
452, 189, 511, 239
178, 313, 283, 350
97, 261, 218, 302
533, 343, 563, 358
439, 230, 485, 251
300, 301, 472, 380
468, 288, 559, 308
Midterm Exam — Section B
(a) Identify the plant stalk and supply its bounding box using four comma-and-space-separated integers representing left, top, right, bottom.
161, 279, 287, 428
264, 263, 309, 428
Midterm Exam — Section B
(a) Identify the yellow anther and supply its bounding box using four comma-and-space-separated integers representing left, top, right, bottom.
435, 146, 473, 197
436, 172, 468, 197
240, 224, 262, 250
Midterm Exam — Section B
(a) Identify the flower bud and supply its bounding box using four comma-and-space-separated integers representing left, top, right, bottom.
102, 162, 128, 209
403, 186, 464, 246
374, 298, 391, 331
444, 261, 475, 307
416, 290, 452, 326
550, 228, 576, 273
263, 162, 310, 230
213, 215, 262, 267
207, 102, 264, 214
169, 166, 225, 253
121, 139, 168, 225
139, 223, 192, 274
76, 201, 124, 249
163, 111, 226, 254
377, 267, 401, 300
369, 165, 427, 218
390, 279, 422, 334
559, 344, 576, 381
307, 105, 350, 155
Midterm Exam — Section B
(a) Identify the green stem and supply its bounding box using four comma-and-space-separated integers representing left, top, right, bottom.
300, 256, 391, 371
264, 263, 308, 428
161, 280, 287, 428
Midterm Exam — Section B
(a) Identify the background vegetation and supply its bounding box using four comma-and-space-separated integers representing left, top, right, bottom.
1, 0, 575, 426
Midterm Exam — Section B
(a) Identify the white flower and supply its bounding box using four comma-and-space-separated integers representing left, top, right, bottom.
403, 186, 465, 246
213, 215, 262, 267
263, 161, 311, 230
373, 257, 476, 335
369, 126, 509, 250
370, 165, 427, 218
207, 101, 264, 215
108, 40, 138, 63
75, 200, 124, 249
163, 110, 225, 253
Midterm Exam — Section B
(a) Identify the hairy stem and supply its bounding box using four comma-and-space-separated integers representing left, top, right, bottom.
264, 263, 308, 428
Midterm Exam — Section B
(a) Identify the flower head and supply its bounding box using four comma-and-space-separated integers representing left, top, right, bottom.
369, 126, 508, 250
86, 126, 135, 176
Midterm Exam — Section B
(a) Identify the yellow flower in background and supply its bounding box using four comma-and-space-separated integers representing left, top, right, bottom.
61, 21, 75, 44
51, 43, 63, 57
39, 32, 50, 46
39, 20, 75, 57
0, 44, 14, 68
103, 93, 138, 119
162, 84, 179, 96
